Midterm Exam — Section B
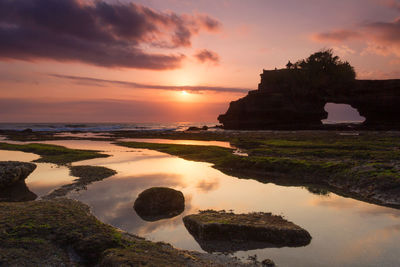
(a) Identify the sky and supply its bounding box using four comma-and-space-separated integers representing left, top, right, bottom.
1, 0, 400, 123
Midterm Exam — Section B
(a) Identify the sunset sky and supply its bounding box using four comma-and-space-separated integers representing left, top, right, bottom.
1, 0, 400, 122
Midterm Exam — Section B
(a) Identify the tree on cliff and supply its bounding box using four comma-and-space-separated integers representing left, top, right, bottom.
294, 49, 356, 88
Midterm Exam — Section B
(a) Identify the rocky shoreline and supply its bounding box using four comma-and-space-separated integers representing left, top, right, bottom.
0, 199, 266, 266
1, 129, 400, 265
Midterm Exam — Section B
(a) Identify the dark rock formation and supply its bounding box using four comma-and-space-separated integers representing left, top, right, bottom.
0, 161, 37, 202
218, 69, 400, 129
133, 187, 185, 221
186, 126, 208, 131
261, 259, 276, 267
183, 210, 311, 252
0, 161, 36, 188
0, 181, 37, 202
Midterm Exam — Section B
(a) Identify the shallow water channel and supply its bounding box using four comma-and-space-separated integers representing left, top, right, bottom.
1, 139, 400, 267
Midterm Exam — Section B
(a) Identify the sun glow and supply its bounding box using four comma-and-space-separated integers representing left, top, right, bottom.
176, 89, 197, 102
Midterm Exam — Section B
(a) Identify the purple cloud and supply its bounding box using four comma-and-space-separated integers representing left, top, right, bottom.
49, 74, 250, 93
0, 0, 220, 69
194, 49, 220, 64
312, 14, 400, 58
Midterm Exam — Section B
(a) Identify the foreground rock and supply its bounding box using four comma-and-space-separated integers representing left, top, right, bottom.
0, 199, 256, 266
0, 181, 37, 202
183, 210, 311, 252
0, 161, 36, 188
134, 187, 185, 221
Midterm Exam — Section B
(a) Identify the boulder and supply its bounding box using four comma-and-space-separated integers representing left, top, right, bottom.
134, 187, 185, 221
0, 161, 36, 189
183, 210, 311, 252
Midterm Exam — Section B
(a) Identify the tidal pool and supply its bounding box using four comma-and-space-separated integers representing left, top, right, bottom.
1, 139, 400, 267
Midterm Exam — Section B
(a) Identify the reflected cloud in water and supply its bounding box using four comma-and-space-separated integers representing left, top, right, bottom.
309, 194, 400, 218
196, 178, 220, 193
3, 139, 400, 266
69, 173, 186, 232
338, 224, 400, 264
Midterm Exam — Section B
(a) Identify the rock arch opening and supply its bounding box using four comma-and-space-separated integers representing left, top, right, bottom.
322, 103, 365, 124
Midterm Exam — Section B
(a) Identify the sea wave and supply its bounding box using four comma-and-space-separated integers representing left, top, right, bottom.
0, 122, 217, 132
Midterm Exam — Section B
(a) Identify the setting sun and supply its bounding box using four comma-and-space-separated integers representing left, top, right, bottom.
181, 90, 189, 96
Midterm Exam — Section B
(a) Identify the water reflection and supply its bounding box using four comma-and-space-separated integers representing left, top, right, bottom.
120, 138, 233, 148
196, 178, 220, 193
304, 186, 330, 196
309, 194, 400, 218
186, 238, 304, 254
26, 163, 74, 197
338, 224, 400, 264
54, 132, 112, 139
68, 173, 193, 231
1, 139, 400, 266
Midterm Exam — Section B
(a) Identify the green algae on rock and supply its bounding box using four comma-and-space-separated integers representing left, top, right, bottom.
183, 210, 311, 253
0, 199, 254, 266
0, 142, 110, 165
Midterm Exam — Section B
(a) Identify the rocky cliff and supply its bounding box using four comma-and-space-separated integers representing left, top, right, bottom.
218, 69, 400, 129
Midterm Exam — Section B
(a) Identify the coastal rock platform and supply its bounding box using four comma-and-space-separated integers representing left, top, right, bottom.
183, 210, 311, 251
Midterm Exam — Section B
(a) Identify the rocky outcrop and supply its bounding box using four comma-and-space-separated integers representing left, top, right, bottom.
218, 69, 400, 129
186, 126, 208, 131
0, 161, 36, 188
183, 210, 311, 252
0, 199, 252, 266
134, 187, 185, 221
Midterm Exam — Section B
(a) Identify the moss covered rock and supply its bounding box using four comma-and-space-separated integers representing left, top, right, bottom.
0, 199, 251, 266
0, 161, 36, 188
183, 210, 311, 252
134, 187, 185, 221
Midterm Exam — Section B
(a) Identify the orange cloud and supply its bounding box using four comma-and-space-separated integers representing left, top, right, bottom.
312, 30, 362, 43
311, 16, 400, 58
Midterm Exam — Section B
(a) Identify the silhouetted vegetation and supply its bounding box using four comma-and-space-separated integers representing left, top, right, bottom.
292, 49, 356, 88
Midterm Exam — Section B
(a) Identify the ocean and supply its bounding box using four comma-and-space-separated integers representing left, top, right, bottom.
0, 122, 218, 132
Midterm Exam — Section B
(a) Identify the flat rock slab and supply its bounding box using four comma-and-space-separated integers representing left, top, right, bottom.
0, 161, 36, 188
134, 187, 185, 221
183, 210, 311, 250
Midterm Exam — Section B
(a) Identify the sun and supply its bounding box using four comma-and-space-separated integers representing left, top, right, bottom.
177, 89, 195, 102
